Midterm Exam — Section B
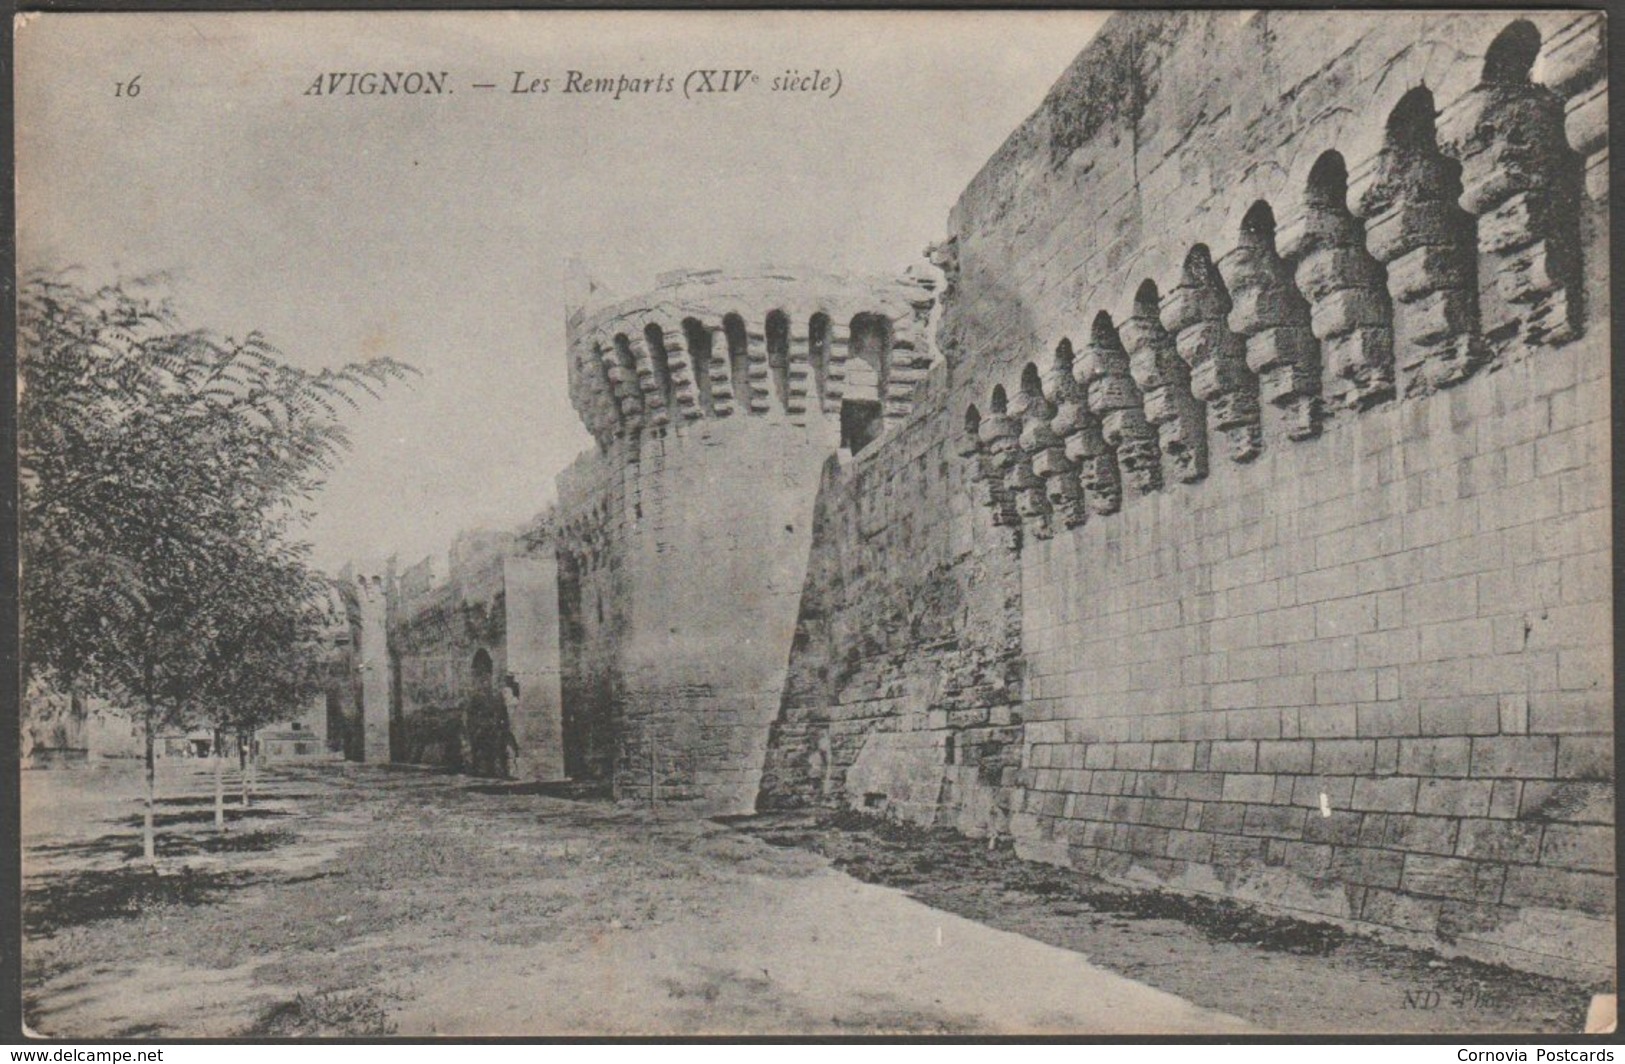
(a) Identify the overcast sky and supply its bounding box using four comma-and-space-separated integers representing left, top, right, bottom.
17, 10, 1103, 572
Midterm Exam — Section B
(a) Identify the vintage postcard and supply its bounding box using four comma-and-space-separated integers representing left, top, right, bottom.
14, 8, 1613, 1038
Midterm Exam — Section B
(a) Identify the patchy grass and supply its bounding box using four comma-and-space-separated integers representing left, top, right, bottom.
743, 810, 1349, 954
246, 989, 397, 1037
138, 792, 321, 809
30, 827, 299, 863
465, 779, 612, 800
119, 808, 290, 830
728, 808, 1601, 1032
1077, 888, 1347, 955
196, 828, 299, 855
24, 866, 261, 937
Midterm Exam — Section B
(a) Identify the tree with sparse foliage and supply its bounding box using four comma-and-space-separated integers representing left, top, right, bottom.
192, 544, 336, 827
19, 272, 413, 861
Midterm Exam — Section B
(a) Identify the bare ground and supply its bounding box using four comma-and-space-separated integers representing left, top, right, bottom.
728, 810, 1610, 1035
20, 761, 1247, 1037
18, 761, 1605, 1038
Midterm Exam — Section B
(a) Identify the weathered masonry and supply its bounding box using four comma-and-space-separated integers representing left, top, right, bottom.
763, 10, 1611, 979
553, 266, 940, 812
368, 10, 1610, 979
379, 526, 565, 781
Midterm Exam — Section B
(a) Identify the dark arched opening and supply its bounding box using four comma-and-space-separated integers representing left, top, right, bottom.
644, 323, 675, 415
809, 312, 831, 410
1182, 244, 1232, 309
841, 312, 890, 453
1240, 200, 1277, 245
766, 309, 791, 412
1386, 87, 1440, 154
591, 343, 621, 423
1053, 339, 1076, 376
681, 317, 714, 415
849, 313, 892, 401
1020, 361, 1043, 399
611, 334, 641, 417
1483, 20, 1540, 85
1133, 281, 1160, 317
1306, 151, 1349, 209
1090, 310, 1118, 346
723, 313, 750, 409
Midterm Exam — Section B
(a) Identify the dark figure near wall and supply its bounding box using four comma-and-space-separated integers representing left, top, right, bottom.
466, 687, 519, 779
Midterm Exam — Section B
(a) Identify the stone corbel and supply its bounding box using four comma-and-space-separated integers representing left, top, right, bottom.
1357, 91, 1486, 394
1219, 206, 1324, 440
1278, 157, 1396, 411
1440, 25, 1583, 347
1007, 376, 1056, 540
1078, 312, 1165, 492
1161, 246, 1263, 463
1119, 281, 1209, 483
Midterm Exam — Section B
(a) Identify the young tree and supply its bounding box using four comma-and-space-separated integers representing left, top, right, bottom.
19, 273, 413, 862
186, 543, 331, 827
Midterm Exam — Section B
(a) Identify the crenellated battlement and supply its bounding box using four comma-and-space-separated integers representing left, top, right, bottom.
765, 9, 1610, 979
551, 266, 949, 811
566, 267, 939, 450
956, 12, 1604, 546
346, 10, 1608, 978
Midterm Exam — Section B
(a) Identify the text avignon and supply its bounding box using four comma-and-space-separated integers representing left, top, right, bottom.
303, 72, 450, 96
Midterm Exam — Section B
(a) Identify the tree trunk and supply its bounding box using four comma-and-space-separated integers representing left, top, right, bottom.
214, 728, 226, 834
240, 732, 254, 808
142, 710, 157, 864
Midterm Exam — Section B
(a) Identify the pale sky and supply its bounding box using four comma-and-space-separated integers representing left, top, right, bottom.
16, 10, 1103, 572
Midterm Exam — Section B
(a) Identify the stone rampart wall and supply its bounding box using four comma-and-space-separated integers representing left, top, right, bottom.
766, 9, 1610, 977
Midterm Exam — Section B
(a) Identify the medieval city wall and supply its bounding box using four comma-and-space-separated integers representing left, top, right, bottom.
1012, 327, 1609, 977
767, 9, 1610, 977
555, 447, 630, 783
504, 554, 567, 782
383, 527, 567, 777
350, 8, 1608, 975
388, 539, 509, 766
758, 370, 1027, 833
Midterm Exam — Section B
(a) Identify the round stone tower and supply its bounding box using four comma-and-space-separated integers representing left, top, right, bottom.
556, 265, 938, 813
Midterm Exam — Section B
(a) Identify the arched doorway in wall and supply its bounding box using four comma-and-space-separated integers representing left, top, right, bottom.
467, 647, 507, 777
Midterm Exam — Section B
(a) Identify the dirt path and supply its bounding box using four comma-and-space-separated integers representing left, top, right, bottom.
729, 811, 1608, 1035
22, 762, 1254, 1037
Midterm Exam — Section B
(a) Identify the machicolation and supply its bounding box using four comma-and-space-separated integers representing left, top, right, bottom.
368, 10, 1609, 980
